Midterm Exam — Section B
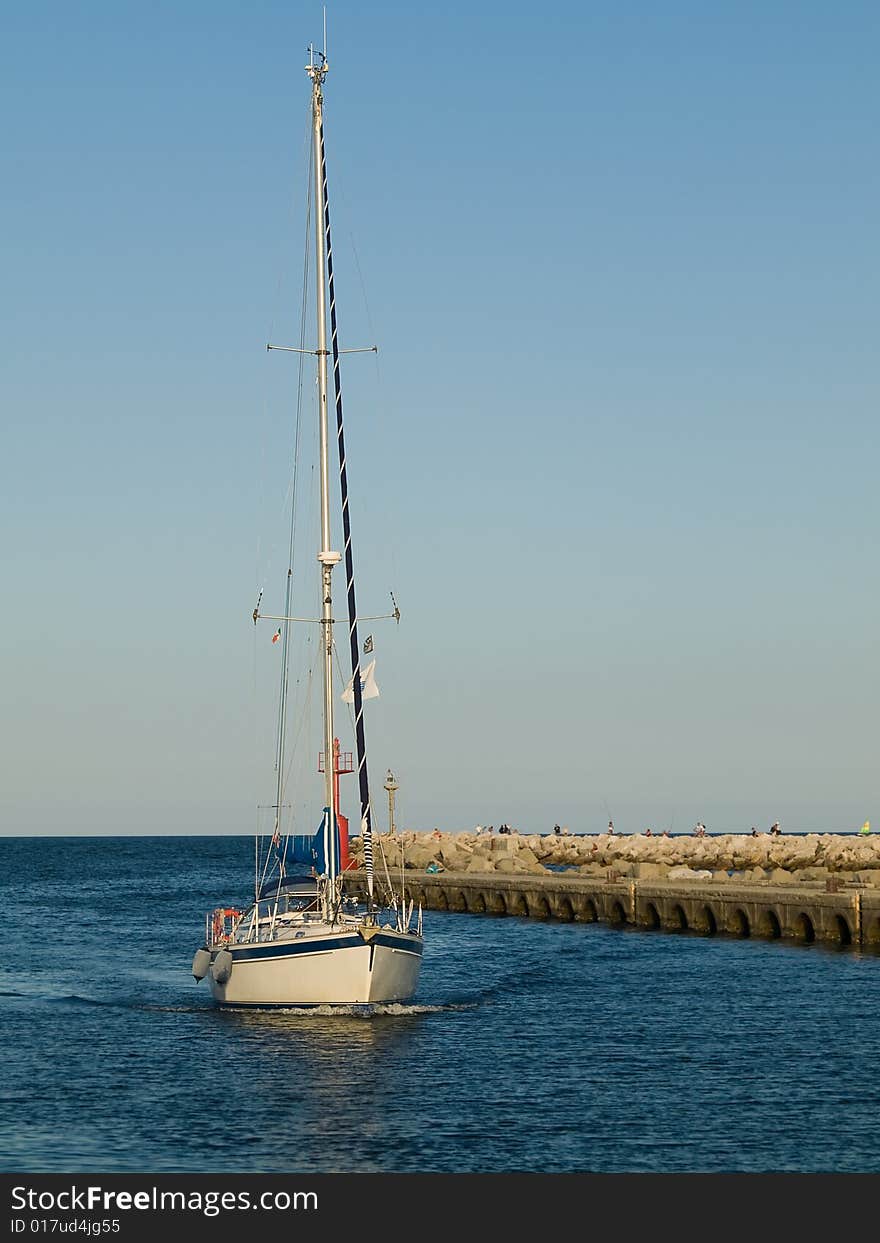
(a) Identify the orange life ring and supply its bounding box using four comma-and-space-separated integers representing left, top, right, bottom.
212, 908, 241, 944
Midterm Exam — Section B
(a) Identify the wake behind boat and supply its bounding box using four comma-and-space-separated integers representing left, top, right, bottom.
192, 41, 423, 1007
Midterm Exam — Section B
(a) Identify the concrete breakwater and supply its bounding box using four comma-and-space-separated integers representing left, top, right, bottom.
342, 868, 880, 949
350, 830, 880, 887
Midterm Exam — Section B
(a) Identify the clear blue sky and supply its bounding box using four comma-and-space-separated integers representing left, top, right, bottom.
3, 1, 877, 836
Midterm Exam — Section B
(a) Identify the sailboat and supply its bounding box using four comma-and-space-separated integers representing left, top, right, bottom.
191, 43, 423, 1007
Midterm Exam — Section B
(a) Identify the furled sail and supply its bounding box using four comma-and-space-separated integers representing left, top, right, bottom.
259, 813, 341, 897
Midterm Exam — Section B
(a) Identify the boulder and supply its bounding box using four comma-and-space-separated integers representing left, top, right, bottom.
437, 846, 472, 871
796, 867, 830, 881
494, 855, 547, 875
401, 843, 442, 870
631, 861, 667, 880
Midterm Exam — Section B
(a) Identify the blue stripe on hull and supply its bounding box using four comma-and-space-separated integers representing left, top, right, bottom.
225, 932, 423, 964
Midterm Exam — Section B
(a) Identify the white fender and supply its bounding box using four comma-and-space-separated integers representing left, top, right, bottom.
211, 949, 233, 984
191, 947, 211, 981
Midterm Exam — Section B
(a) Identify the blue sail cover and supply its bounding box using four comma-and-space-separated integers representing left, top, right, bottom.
258, 810, 340, 898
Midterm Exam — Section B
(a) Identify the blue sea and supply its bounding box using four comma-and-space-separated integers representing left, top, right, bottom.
3, 835, 880, 1174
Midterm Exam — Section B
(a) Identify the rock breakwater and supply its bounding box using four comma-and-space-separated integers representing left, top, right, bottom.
350, 830, 880, 886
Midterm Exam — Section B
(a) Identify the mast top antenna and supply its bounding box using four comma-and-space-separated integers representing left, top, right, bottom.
305, 10, 329, 82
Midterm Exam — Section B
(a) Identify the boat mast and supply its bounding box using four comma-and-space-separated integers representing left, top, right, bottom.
308, 46, 340, 889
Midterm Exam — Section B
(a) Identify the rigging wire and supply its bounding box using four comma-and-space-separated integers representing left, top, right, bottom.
270, 124, 314, 847
280, 663, 316, 834
251, 101, 314, 842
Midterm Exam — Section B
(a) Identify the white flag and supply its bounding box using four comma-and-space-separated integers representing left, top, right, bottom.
342, 658, 380, 703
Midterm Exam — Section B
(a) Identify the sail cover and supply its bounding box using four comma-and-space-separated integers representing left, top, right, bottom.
259, 811, 340, 897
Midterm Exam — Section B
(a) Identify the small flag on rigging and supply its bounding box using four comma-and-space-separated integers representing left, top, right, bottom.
342, 658, 379, 703
272, 628, 282, 644
363, 635, 373, 654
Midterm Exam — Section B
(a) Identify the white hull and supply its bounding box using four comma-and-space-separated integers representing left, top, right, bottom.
207, 925, 423, 1007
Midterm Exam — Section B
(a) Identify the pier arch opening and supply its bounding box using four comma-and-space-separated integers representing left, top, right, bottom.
697, 905, 718, 935
834, 915, 852, 946
504, 893, 528, 918
728, 908, 750, 938
487, 892, 506, 916
794, 912, 815, 943
609, 900, 627, 926
644, 903, 661, 930
527, 894, 551, 920
449, 889, 468, 913
575, 898, 598, 923
758, 910, 782, 939
672, 905, 688, 931
553, 896, 575, 922
467, 893, 486, 915
434, 889, 449, 912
